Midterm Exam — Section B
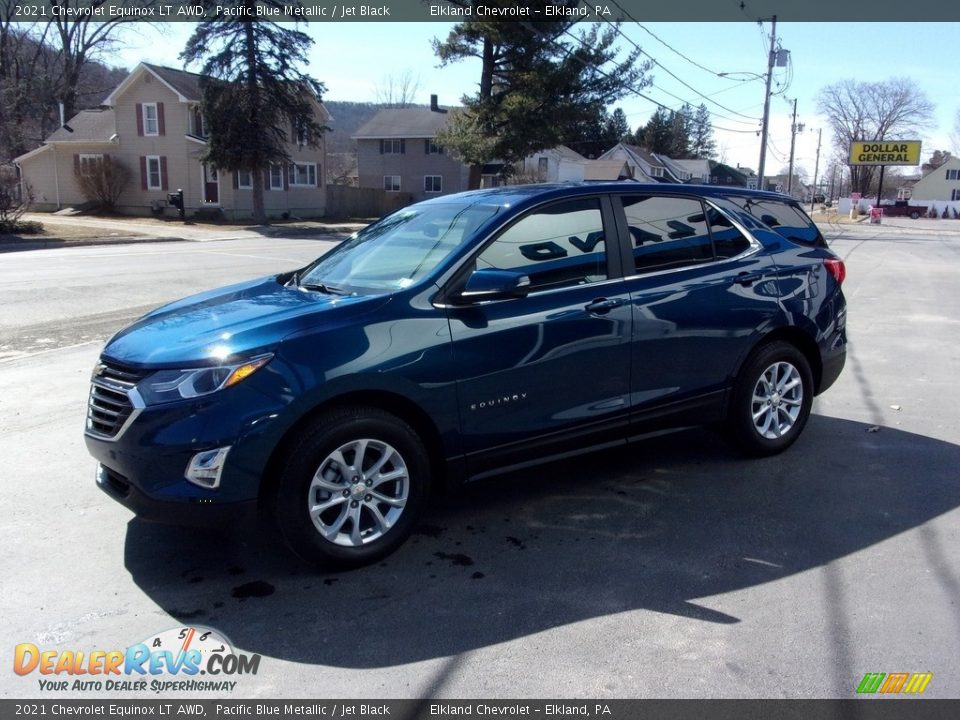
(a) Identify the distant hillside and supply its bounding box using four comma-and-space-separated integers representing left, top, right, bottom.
323, 101, 385, 153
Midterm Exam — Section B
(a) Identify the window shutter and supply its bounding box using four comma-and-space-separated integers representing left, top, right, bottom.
264, 169, 270, 190
315, 164, 321, 187
284, 164, 290, 190
73, 154, 80, 175
157, 103, 165, 136
160, 157, 168, 191
139, 157, 147, 190
400, 139, 406, 155
233, 171, 239, 189
136, 104, 144, 136
424, 140, 429, 155
379, 139, 384, 155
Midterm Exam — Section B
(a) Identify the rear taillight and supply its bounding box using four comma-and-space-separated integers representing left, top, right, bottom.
824, 258, 846, 285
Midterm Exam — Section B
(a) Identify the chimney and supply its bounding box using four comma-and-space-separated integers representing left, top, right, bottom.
430, 94, 446, 113
59, 102, 65, 128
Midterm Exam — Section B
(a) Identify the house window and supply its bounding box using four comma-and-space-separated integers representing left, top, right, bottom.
424, 175, 442, 193
146, 156, 162, 190
380, 139, 405, 155
269, 164, 284, 190
191, 107, 205, 138
952, 189, 960, 201
947, 169, 960, 180
143, 103, 159, 136
425, 139, 443, 155
537, 157, 549, 178
288, 162, 317, 187
237, 170, 252, 189
78, 154, 103, 176
384, 175, 401, 192
650, 167, 664, 178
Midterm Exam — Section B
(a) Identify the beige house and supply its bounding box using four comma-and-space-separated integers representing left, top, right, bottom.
15, 63, 330, 220
910, 156, 960, 204
352, 97, 470, 202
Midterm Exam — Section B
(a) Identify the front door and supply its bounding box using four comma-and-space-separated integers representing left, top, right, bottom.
447, 197, 633, 478
202, 164, 219, 204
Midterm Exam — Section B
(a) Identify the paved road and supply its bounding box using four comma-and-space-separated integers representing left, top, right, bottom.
1, 229, 958, 699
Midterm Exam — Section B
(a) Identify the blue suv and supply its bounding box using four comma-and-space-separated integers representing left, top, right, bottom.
85, 183, 847, 566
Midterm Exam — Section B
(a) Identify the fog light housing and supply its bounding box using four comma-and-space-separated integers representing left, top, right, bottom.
185, 447, 231, 489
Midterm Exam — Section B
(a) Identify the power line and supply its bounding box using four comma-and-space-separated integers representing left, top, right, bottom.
538, 24, 761, 136
600, 7, 762, 122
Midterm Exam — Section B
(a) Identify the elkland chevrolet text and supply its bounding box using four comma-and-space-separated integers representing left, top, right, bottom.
85, 184, 847, 566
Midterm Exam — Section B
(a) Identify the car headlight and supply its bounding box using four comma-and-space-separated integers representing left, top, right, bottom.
136, 353, 273, 405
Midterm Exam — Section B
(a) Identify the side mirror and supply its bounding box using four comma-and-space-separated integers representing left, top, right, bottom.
458, 269, 531, 302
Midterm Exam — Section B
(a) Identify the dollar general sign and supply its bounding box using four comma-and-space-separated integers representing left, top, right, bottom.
849, 140, 922, 166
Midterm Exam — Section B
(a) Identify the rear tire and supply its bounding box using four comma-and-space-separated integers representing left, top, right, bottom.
274, 406, 430, 568
726, 341, 813, 457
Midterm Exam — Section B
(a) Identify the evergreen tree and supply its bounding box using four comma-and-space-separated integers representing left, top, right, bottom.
638, 108, 673, 154
181, 2, 327, 223
667, 104, 693, 157
606, 108, 631, 143
689, 103, 717, 160
433, 3, 651, 187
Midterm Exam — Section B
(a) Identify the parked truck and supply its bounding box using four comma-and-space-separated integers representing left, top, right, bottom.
879, 200, 929, 219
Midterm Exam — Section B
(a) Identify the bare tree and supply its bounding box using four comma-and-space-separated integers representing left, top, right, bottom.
951, 108, 960, 155
47, 1, 158, 120
0, 165, 34, 232
816, 78, 935, 195
74, 155, 132, 211
374, 69, 421, 108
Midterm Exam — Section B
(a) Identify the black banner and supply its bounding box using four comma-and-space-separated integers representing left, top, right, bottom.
4, 0, 960, 23
2, 700, 960, 720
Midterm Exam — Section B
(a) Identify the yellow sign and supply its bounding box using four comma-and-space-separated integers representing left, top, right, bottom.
849, 140, 922, 166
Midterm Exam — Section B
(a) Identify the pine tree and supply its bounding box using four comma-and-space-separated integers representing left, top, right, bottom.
433, 4, 651, 187
667, 104, 693, 158
689, 104, 717, 160
181, 2, 327, 223
639, 108, 673, 154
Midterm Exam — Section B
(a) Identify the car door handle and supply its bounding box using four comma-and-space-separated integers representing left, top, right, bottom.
585, 297, 625, 313
734, 271, 763, 287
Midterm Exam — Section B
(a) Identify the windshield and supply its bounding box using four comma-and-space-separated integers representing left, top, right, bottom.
297, 203, 501, 294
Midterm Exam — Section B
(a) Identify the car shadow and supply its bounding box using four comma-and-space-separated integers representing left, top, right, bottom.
123, 415, 960, 668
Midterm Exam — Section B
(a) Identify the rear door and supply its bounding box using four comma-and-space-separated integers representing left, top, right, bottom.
446, 196, 633, 476
613, 194, 782, 429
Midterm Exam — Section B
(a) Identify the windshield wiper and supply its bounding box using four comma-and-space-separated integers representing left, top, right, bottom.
299, 282, 348, 295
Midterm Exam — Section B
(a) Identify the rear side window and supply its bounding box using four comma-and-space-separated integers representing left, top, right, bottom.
476, 198, 607, 292
729, 197, 826, 247
621, 195, 713, 273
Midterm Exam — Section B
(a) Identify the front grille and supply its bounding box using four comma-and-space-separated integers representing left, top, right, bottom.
86, 361, 148, 439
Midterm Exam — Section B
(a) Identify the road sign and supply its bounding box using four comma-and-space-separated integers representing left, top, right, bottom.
849, 141, 922, 166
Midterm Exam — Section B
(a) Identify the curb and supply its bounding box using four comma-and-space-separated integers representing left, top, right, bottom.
0, 236, 188, 253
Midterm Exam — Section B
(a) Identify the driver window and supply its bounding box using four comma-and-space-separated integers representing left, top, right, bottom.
475, 198, 607, 292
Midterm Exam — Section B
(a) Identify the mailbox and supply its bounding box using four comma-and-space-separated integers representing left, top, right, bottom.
167, 189, 185, 220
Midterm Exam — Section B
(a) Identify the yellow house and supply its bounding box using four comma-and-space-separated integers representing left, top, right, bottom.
14, 63, 330, 220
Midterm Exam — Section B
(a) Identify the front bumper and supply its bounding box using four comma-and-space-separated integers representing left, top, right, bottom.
95, 463, 258, 527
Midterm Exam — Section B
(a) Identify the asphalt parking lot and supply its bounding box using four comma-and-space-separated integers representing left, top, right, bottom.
1, 223, 958, 699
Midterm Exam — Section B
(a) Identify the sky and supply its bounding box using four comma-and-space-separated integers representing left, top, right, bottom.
110, 21, 959, 185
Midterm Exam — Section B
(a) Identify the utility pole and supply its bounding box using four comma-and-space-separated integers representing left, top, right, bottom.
787, 98, 801, 194
757, 15, 777, 191
810, 128, 822, 213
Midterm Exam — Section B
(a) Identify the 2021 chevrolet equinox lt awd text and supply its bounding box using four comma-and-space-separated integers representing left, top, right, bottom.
85, 183, 847, 566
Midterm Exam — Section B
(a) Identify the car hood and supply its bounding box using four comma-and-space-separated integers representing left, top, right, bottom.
102, 275, 389, 367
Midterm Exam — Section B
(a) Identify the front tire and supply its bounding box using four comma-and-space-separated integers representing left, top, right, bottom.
726, 341, 813, 456
274, 406, 430, 568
